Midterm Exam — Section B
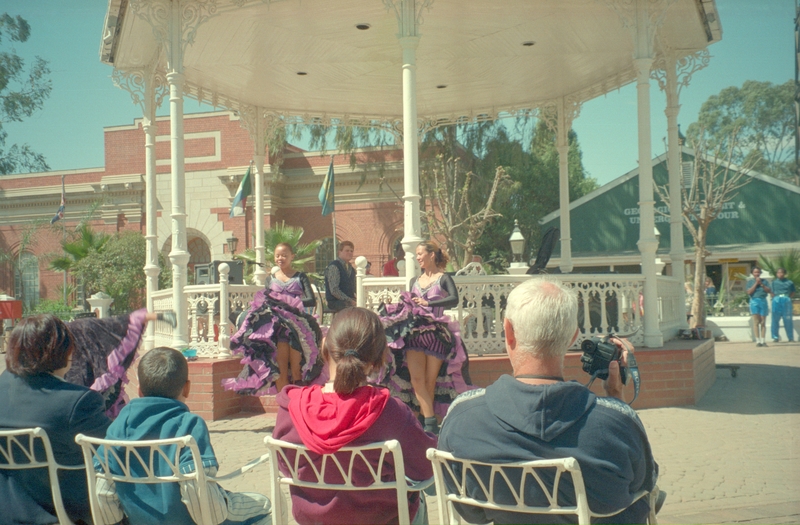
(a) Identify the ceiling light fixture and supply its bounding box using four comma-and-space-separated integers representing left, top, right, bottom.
356, 23, 371, 30
297, 71, 307, 76
522, 41, 535, 47
436, 85, 447, 89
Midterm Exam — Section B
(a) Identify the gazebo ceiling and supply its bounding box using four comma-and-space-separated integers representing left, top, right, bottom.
102, 0, 721, 123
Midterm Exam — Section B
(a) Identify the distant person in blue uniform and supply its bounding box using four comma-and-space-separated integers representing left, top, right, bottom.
770, 268, 796, 343
746, 267, 771, 347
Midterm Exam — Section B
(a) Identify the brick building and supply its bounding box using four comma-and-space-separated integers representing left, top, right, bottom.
0, 111, 406, 309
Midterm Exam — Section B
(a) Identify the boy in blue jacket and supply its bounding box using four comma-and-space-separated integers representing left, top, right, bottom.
94, 347, 271, 525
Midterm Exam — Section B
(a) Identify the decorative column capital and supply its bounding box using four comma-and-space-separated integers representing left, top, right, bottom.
384, 0, 434, 38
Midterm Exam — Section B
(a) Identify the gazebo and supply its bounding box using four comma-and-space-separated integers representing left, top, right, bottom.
100, 0, 721, 353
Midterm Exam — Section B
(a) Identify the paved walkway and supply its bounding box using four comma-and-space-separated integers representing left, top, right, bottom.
208, 341, 800, 524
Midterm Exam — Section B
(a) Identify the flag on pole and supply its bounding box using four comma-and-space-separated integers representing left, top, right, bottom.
230, 164, 253, 217
318, 157, 335, 216
50, 175, 65, 224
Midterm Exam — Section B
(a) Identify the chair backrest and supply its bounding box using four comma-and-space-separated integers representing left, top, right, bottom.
264, 436, 412, 525
427, 449, 594, 525
427, 449, 654, 525
75, 433, 215, 525
0, 427, 81, 525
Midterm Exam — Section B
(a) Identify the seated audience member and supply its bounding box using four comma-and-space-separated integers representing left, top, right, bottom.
438, 278, 659, 524
95, 347, 271, 525
0, 314, 111, 525
273, 307, 436, 525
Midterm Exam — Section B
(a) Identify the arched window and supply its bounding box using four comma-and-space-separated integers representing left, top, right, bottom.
314, 237, 335, 273
14, 252, 39, 311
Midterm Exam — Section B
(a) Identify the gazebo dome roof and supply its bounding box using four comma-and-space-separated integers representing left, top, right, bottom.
101, 0, 720, 124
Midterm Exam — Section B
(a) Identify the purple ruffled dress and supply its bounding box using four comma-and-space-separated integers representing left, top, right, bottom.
378, 279, 473, 418
65, 308, 148, 418
223, 276, 323, 395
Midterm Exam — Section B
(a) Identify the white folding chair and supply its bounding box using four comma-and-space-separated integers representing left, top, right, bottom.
0, 427, 85, 525
426, 449, 657, 525
264, 436, 433, 525
75, 433, 268, 525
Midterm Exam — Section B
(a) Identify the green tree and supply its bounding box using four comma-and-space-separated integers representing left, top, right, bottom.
475, 120, 597, 272
686, 80, 796, 185
0, 13, 51, 174
49, 223, 110, 272
71, 232, 148, 313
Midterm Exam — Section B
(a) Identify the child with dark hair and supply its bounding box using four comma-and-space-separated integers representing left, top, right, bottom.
95, 347, 271, 525
273, 307, 436, 525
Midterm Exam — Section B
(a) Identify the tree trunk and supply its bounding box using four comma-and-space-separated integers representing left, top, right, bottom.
690, 227, 707, 328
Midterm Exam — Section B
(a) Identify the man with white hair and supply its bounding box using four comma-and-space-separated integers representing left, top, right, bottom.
438, 278, 658, 524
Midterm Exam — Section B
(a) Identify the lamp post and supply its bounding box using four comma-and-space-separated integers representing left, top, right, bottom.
508, 220, 528, 275
226, 236, 239, 257
653, 227, 666, 275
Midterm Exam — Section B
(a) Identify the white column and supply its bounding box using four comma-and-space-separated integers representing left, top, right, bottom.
557, 97, 573, 273
634, 57, 663, 347
399, 35, 423, 285
166, 0, 188, 348
142, 76, 160, 350
253, 152, 267, 286
664, 65, 685, 280
217, 263, 231, 357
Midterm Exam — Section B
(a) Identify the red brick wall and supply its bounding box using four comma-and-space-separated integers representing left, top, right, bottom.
468, 339, 717, 410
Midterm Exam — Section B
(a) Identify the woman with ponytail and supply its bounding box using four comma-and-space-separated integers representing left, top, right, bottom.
378, 240, 472, 434
272, 307, 436, 525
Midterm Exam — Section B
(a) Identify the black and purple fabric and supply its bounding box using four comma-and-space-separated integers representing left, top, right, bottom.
223, 280, 323, 395
377, 285, 473, 418
65, 308, 148, 418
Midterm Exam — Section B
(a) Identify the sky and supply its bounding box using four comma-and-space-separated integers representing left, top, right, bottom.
2, 0, 796, 186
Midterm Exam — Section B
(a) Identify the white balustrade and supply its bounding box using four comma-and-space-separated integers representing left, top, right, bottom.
152, 283, 261, 358
656, 276, 687, 338
360, 274, 650, 355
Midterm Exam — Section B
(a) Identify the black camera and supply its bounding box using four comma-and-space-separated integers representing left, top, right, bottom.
580, 335, 627, 384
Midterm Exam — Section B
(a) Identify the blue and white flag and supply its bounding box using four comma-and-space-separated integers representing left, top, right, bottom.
230, 165, 253, 217
318, 158, 335, 216
50, 175, 65, 224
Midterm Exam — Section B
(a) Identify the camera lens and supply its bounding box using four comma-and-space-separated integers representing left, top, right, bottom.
580, 339, 596, 353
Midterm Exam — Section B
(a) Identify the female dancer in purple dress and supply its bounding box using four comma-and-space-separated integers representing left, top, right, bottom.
66, 309, 176, 417
224, 243, 323, 394
378, 241, 471, 434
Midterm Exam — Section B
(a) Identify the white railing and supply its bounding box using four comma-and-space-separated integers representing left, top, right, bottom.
150, 271, 672, 358
152, 266, 261, 357
360, 274, 647, 355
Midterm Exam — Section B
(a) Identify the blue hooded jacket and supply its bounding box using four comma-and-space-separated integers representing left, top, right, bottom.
438, 376, 658, 524
100, 397, 218, 525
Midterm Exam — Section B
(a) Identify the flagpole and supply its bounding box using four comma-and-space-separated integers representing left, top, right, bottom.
61, 175, 67, 306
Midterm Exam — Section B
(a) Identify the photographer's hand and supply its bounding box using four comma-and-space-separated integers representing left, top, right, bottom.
603, 337, 633, 402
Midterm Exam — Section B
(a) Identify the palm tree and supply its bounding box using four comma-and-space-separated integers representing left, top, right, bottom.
759, 249, 800, 284
235, 222, 322, 283
49, 224, 110, 272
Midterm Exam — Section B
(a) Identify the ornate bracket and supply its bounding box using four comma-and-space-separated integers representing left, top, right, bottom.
112, 62, 169, 120
651, 48, 710, 96
600, 0, 678, 58
129, 0, 220, 73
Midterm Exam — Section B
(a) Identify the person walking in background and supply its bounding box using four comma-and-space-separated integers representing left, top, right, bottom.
770, 268, 796, 343
324, 241, 357, 314
746, 267, 772, 347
